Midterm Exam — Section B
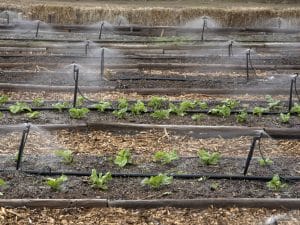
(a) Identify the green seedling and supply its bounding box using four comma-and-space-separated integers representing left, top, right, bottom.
45, 175, 68, 191
131, 100, 147, 115
52, 102, 69, 112
196, 101, 208, 110
0, 95, 9, 106
147, 96, 166, 110
198, 149, 221, 165
0, 112, 3, 119
236, 110, 248, 123
169, 103, 185, 116
209, 104, 231, 117
141, 173, 173, 189
69, 107, 89, 119
26, 111, 40, 119
179, 100, 196, 111
191, 113, 205, 121
90, 169, 112, 190
93, 101, 111, 112
150, 109, 171, 120
291, 103, 300, 116
9, 102, 31, 114
32, 97, 45, 107
117, 98, 129, 109
55, 149, 74, 164
153, 150, 179, 165
210, 182, 220, 191
266, 95, 281, 110
112, 107, 127, 119
221, 98, 239, 109
279, 113, 290, 123
267, 174, 287, 192
76, 96, 85, 106
114, 149, 132, 167
258, 158, 273, 167
253, 106, 267, 117
0, 178, 6, 196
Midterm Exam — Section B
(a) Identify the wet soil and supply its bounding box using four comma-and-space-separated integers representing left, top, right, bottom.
0, 155, 299, 199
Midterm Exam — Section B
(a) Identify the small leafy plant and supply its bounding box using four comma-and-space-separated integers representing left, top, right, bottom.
236, 110, 248, 123
26, 111, 40, 119
221, 99, 239, 109
179, 100, 196, 111
267, 174, 287, 191
198, 149, 221, 165
32, 97, 45, 107
0, 95, 9, 106
0, 112, 3, 119
45, 175, 68, 191
266, 95, 281, 110
253, 106, 267, 117
141, 173, 173, 189
148, 96, 166, 110
209, 104, 231, 117
169, 103, 185, 116
153, 150, 179, 164
76, 96, 85, 106
117, 98, 129, 109
112, 107, 127, 119
197, 101, 208, 110
93, 101, 111, 112
191, 113, 205, 121
131, 100, 147, 115
55, 149, 74, 164
0, 178, 6, 196
90, 169, 112, 190
69, 107, 89, 119
258, 158, 273, 167
9, 102, 31, 114
52, 102, 69, 112
279, 113, 290, 123
290, 103, 300, 116
150, 109, 170, 120
114, 149, 132, 167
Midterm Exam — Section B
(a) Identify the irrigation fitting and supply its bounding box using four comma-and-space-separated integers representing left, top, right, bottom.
35, 20, 40, 38
98, 22, 104, 40
243, 132, 263, 176
85, 40, 90, 56
288, 73, 299, 111
201, 16, 208, 41
228, 40, 233, 57
73, 64, 80, 108
246, 48, 251, 82
100, 48, 105, 81
16, 123, 31, 170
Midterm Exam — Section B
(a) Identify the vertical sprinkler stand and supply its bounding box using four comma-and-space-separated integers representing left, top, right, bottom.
73, 64, 79, 108
288, 73, 299, 111
100, 48, 105, 81
35, 20, 40, 38
228, 41, 233, 57
16, 123, 31, 170
243, 132, 263, 176
246, 49, 251, 82
98, 22, 104, 40
201, 16, 208, 42
85, 40, 90, 56
5, 11, 9, 24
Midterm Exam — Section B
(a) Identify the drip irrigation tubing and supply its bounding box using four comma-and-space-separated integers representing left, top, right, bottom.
2, 170, 300, 181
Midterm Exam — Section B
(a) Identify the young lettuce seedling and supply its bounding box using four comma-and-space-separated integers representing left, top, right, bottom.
93, 101, 111, 112
198, 149, 221, 165
258, 158, 273, 167
221, 98, 239, 109
148, 96, 167, 110
267, 174, 287, 192
69, 107, 89, 119
236, 110, 248, 123
150, 109, 171, 120
290, 103, 300, 116
52, 102, 69, 112
279, 113, 290, 123
0, 95, 9, 106
265, 95, 281, 110
26, 111, 41, 119
117, 98, 129, 109
141, 173, 173, 189
0, 178, 6, 196
209, 104, 231, 117
32, 97, 45, 107
55, 149, 74, 164
45, 175, 68, 191
191, 113, 205, 121
114, 149, 132, 167
153, 150, 179, 165
131, 100, 147, 115
90, 169, 112, 190
112, 107, 127, 119
9, 102, 31, 114
253, 107, 267, 117
0, 112, 3, 119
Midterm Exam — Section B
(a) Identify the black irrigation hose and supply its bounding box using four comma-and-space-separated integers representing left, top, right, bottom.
108, 77, 199, 82
4, 170, 300, 181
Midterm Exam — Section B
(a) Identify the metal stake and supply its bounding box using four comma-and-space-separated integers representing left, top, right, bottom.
228, 41, 233, 57
243, 134, 262, 176
16, 123, 31, 170
73, 66, 79, 108
35, 20, 40, 38
201, 16, 208, 42
288, 73, 299, 111
246, 49, 250, 82
98, 22, 104, 40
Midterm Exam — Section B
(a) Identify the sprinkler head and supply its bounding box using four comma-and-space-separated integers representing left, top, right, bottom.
203, 16, 208, 27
